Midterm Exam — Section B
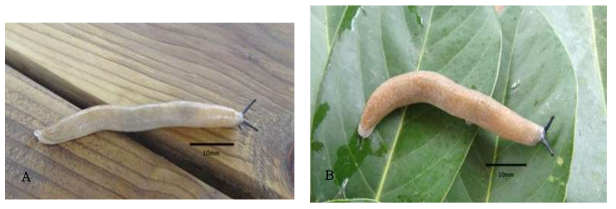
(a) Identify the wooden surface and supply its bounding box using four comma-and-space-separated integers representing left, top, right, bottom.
5, 65, 229, 199
5, 23, 294, 199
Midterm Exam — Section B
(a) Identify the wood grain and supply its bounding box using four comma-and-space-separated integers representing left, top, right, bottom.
5, 23, 294, 198
5, 65, 230, 199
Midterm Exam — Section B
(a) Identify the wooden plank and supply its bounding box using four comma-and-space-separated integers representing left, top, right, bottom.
5, 65, 229, 199
5, 23, 294, 198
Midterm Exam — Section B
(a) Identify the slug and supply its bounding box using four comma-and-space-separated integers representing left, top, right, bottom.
34, 100, 258, 145
358, 71, 555, 156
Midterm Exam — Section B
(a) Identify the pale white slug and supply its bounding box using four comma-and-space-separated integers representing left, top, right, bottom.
35, 100, 257, 145
358, 71, 555, 155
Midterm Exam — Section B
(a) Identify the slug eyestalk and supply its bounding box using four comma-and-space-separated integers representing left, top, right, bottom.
239, 99, 258, 132
540, 116, 555, 156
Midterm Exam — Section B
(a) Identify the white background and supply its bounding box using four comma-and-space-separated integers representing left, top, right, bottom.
1, 0, 612, 207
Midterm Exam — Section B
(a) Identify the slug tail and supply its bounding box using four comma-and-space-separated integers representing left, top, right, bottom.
34, 130, 57, 145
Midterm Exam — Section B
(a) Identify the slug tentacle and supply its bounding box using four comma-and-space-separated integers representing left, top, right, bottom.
238, 99, 259, 132
540, 116, 556, 156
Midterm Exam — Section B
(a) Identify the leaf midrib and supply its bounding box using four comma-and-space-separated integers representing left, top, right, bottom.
374, 6, 435, 201
534, 5, 582, 202
588, 6, 608, 111
313, 6, 351, 118
318, 6, 350, 90
485, 6, 524, 202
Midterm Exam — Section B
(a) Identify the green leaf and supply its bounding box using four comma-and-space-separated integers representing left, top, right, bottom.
446, 6, 578, 202
327, 198, 379, 203
310, 6, 503, 202
593, 6, 607, 101
447, 6, 581, 202
532, 6, 607, 202
311, 6, 356, 124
